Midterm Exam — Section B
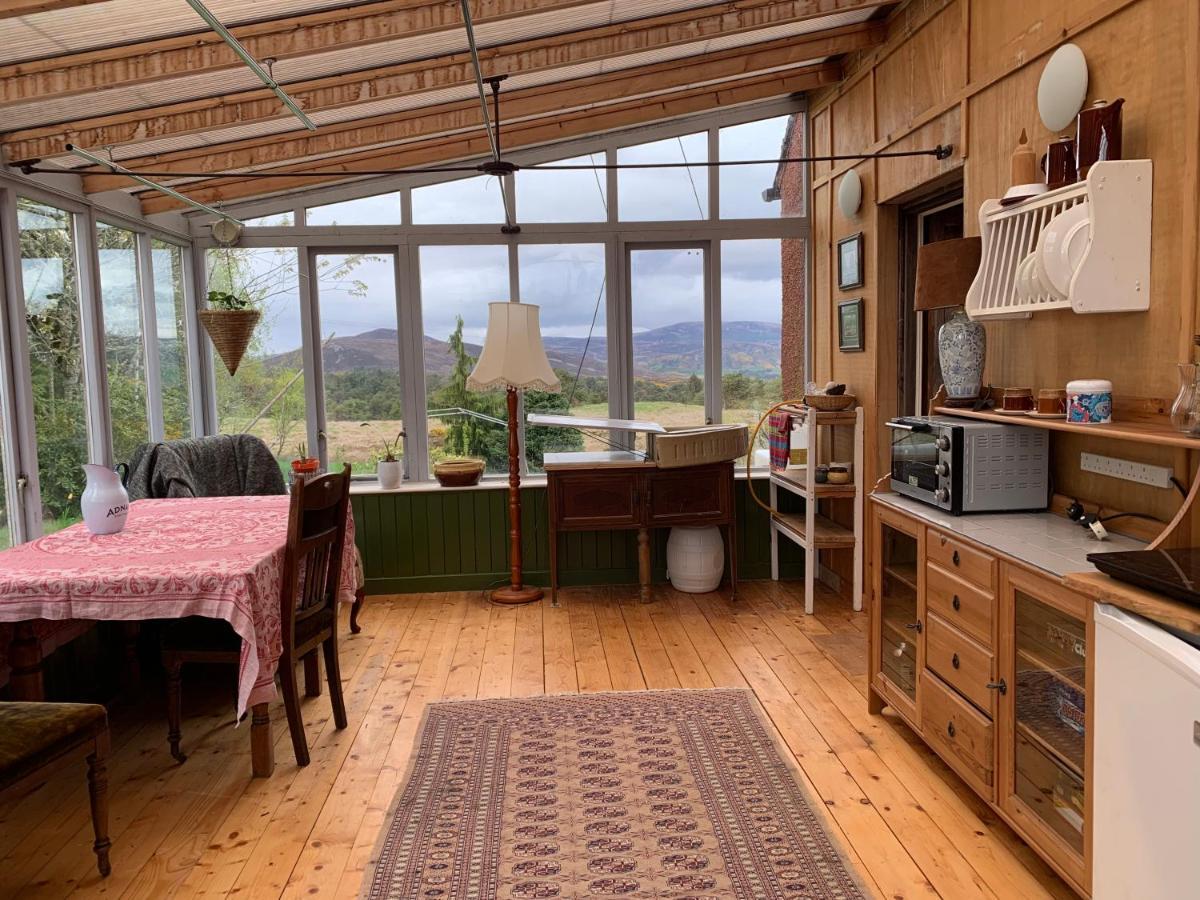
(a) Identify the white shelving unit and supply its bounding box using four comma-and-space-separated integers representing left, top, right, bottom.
768, 405, 864, 614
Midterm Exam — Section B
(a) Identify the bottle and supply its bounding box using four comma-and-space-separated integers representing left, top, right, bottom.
1170, 336, 1200, 435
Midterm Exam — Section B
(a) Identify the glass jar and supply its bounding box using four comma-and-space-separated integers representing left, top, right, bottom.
1170, 363, 1200, 434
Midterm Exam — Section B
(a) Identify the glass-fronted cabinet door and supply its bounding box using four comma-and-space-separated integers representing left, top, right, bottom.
998, 565, 1091, 894
870, 504, 924, 726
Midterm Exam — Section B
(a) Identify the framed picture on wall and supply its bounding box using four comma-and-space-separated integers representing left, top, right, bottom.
837, 232, 864, 290
838, 298, 865, 352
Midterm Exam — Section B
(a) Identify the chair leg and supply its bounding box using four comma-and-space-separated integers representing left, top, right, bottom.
350, 588, 366, 634
302, 650, 321, 697
279, 656, 310, 766
165, 655, 186, 764
87, 730, 112, 878
323, 633, 348, 730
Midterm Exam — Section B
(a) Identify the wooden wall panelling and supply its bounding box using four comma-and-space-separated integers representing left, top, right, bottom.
813, 181, 833, 380
873, 0, 965, 143
812, 107, 832, 178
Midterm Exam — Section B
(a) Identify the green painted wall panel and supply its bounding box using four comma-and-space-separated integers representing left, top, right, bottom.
351, 478, 807, 594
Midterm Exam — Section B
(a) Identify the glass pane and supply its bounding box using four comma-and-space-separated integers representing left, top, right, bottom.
879, 523, 919, 702
618, 132, 708, 221
721, 239, 784, 466
151, 239, 192, 440
242, 211, 294, 227
305, 192, 401, 226
411, 175, 506, 225
518, 244, 606, 472
314, 253, 403, 475
629, 247, 706, 450
420, 245, 510, 474
517, 154, 608, 223
719, 114, 803, 218
1013, 589, 1086, 854
206, 247, 305, 470
18, 198, 88, 532
0, 428, 8, 547
97, 222, 149, 464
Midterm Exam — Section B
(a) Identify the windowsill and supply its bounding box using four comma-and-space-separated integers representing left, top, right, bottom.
350, 468, 769, 495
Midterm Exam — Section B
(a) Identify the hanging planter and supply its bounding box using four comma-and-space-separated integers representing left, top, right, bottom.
198, 290, 260, 375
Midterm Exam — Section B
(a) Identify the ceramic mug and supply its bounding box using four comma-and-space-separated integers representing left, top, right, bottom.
1042, 137, 1077, 190
1036, 388, 1067, 415
1001, 387, 1034, 412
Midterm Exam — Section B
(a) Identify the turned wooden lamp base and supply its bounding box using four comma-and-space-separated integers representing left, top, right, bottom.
490, 585, 544, 605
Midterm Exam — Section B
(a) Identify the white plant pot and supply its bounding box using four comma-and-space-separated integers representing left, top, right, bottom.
377, 459, 403, 490
666, 526, 725, 593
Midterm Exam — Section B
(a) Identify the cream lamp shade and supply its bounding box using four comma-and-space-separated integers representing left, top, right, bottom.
467, 301, 561, 392
914, 237, 982, 312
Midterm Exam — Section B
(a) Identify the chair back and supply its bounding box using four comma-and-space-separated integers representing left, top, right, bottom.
279, 464, 352, 641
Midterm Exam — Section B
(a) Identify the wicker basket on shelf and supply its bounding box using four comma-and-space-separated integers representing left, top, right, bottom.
198, 308, 261, 375
804, 393, 856, 411
433, 458, 485, 487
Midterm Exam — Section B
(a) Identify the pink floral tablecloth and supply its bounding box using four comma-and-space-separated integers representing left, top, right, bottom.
0, 495, 357, 717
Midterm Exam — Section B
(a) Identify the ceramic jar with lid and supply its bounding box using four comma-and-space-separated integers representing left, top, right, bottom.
1066, 379, 1113, 424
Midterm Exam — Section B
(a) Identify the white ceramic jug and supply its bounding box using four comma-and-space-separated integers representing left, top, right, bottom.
81, 464, 130, 535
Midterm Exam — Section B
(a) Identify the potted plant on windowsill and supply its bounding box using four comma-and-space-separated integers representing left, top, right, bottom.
375, 429, 405, 490
291, 442, 320, 480
198, 290, 261, 375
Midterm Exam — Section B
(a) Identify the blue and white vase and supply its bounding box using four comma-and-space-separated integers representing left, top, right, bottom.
938, 309, 986, 404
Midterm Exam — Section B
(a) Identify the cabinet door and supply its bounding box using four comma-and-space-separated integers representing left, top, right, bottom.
998, 565, 1091, 894
646, 465, 729, 524
552, 473, 642, 529
870, 504, 924, 727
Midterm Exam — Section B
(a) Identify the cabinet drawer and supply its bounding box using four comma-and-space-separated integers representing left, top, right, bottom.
647, 466, 729, 524
922, 672, 995, 798
926, 613, 996, 714
552, 473, 642, 528
927, 529, 995, 593
926, 563, 994, 648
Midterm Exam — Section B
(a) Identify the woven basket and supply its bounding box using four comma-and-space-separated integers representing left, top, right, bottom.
804, 393, 856, 411
434, 458, 485, 487
198, 308, 261, 375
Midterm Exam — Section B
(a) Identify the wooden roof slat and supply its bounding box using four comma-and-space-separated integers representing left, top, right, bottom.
136, 61, 840, 214
0, 0, 111, 17
3, 10, 881, 162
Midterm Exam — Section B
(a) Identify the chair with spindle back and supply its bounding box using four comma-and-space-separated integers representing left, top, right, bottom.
162, 465, 352, 767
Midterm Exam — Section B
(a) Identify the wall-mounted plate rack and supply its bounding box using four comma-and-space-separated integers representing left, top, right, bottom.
966, 160, 1152, 319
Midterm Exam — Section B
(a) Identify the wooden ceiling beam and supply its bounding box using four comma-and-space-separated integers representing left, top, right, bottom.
3, 9, 883, 161
137, 63, 839, 214
78, 35, 857, 192
1, 0, 110, 17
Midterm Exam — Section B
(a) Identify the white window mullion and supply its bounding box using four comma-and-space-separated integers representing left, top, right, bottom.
76, 208, 111, 466
136, 232, 165, 442
401, 241, 430, 482
298, 249, 323, 466
706, 240, 721, 425
188, 243, 216, 436
0, 189, 34, 542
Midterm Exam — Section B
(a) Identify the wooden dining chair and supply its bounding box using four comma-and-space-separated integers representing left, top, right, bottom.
162, 465, 353, 767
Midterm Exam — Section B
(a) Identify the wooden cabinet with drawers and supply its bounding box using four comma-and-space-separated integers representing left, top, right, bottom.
868, 497, 1092, 897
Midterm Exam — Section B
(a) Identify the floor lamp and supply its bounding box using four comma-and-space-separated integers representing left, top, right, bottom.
467, 302, 561, 605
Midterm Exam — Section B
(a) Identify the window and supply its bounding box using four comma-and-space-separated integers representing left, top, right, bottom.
517, 154, 608, 223
313, 252, 402, 474
206, 247, 305, 467
719, 114, 803, 218
721, 239, 786, 465
0, 435, 9, 547
305, 192, 401, 227
411, 176, 506, 225
151, 239, 192, 439
618, 133, 708, 221
97, 222, 149, 464
518, 244, 606, 471
629, 246, 707, 447
18, 198, 88, 532
419, 245, 510, 474
242, 211, 294, 227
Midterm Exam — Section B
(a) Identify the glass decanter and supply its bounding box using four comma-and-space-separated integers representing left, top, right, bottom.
1170, 362, 1200, 434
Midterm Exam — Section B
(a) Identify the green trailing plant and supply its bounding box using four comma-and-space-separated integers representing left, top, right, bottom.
206, 289, 252, 311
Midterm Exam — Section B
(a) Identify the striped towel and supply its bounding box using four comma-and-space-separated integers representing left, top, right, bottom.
767, 412, 792, 471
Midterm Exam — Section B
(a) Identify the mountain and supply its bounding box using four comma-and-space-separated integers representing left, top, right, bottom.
266, 321, 781, 380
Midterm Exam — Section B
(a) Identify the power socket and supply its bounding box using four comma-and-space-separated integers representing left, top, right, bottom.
1080, 452, 1174, 489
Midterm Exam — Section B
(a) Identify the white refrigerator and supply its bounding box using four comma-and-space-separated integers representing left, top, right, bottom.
1093, 603, 1200, 899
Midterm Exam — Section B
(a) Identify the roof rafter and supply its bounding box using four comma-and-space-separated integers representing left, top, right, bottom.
0, 0, 110, 18
136, 62, 840, 213
3, 9, 882, 162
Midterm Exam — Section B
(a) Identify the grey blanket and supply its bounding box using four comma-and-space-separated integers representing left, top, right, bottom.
125, 435, 286, 501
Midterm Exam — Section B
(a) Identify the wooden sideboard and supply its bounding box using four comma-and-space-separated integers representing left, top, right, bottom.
544, 453, 737, 603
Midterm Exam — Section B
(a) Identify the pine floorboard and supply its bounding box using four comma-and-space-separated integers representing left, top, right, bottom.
0, 581, 1076, 899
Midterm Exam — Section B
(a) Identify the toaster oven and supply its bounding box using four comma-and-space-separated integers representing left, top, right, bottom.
886, 415, 1049, 514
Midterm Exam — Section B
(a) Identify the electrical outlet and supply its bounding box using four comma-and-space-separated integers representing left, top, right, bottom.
1080, 452, 1174, 488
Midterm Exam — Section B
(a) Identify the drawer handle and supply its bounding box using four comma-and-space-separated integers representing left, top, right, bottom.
951, 653, 960, 669
905, 620, 923, 634
952, 595, 961, 611
986, 678, 1008, 695
946, 720, 956, 738
952, 550, 961, 566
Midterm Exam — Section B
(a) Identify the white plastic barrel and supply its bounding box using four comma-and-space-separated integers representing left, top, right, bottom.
666, 526, 725, 593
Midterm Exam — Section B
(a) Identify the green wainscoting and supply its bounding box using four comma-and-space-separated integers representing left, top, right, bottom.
351, 478, 806, 594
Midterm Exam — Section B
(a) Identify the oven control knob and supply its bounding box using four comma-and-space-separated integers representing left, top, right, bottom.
935, 435, 951, 451
935, 462, 950, 477
935, 487, 950, 503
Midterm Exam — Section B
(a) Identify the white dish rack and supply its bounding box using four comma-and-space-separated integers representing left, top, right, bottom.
965, 159, 1152, 319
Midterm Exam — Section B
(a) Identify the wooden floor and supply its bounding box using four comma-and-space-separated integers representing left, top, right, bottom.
0, 582, 1075, 899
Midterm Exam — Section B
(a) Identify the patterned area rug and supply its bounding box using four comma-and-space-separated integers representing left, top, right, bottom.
365, 689, 866, 899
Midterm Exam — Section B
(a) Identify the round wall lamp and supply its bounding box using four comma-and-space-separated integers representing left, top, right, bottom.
837, 169, 862, 218
1038, 43, 1089, 133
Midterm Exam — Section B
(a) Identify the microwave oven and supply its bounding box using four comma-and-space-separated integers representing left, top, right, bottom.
886, 415, 1049, 514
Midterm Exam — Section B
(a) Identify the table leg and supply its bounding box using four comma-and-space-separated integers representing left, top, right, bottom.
250, 703, 274, 777
9, 623, 45, 701
723, 520, 738, 601
303, 651, 321, 697
120, 622, 141, 691
637, 527, 651, 604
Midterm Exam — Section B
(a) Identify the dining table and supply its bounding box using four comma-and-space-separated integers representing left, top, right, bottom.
0, 494, 357, 777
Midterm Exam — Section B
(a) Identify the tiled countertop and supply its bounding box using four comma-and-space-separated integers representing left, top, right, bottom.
871, 492, 1146, 578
